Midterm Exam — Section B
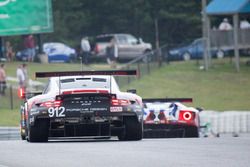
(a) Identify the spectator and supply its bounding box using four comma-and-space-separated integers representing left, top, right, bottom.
16, 65, 25, 90
24, 35, 36, 62
106, 37, 118, 68
5, 41, 15, 62
0, 64, 6, 95
81, 37, 91, 65
240, 19, 250, 29
219, 18, 233, 30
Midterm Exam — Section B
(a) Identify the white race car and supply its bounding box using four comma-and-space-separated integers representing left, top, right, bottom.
143, 98, 202, 138
20, 70, 143, 142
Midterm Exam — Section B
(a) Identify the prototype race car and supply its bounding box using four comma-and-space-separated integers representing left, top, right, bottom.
20, 70, 143, 142
143, 98, 201, 138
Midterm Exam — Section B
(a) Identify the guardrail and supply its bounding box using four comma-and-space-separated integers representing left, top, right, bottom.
200, 111, 250, 137
0, 127, 19, 140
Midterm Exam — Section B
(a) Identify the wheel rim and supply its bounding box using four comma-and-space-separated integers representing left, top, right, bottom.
216, 50, 224, 59
183, 53, 191, 61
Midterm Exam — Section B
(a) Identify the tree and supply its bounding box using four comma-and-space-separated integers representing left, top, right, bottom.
43, 0, 202, 49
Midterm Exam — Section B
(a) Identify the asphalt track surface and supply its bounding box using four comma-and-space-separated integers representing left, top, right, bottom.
0, 134, 249, 167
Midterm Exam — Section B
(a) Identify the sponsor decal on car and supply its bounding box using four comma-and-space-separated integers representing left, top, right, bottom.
110, 107, 123, 112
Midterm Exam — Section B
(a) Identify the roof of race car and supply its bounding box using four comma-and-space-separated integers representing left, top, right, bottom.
144, 102, 198, 112
48, 75, 120, 93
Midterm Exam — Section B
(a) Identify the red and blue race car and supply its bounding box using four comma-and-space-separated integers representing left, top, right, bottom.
143, 98, 202, 138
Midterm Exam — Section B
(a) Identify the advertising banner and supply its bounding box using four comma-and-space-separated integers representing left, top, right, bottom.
0, 0, 53, 36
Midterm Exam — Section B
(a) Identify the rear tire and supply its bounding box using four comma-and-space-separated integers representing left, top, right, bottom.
118, 117, 143, 141
28, 119, 49, 142
21, 130, 26, 140
184, 126, 199, 138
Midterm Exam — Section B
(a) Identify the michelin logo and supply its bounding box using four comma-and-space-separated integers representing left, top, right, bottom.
0, 0, 16, 7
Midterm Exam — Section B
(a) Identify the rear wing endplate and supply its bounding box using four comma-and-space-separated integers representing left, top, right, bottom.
35, 70, 137, 78
143, 98, 193, 103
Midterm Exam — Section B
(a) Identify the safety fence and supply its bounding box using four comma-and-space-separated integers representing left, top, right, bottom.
210, 29, 250, 50
199, 111, 250, 137
0, 77, 44, 110
115, 44, 169, 87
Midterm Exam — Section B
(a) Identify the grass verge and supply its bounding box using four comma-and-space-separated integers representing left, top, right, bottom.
1, 58, 250, 126
123, 58, 250, 111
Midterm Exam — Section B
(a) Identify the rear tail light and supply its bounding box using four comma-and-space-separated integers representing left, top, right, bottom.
111, 99, 131, 106
145, 110, 156, 121
179, 110, 195, 121
63, 89, 108, 94
158, 110, 166, 121
40, 100, 62, 108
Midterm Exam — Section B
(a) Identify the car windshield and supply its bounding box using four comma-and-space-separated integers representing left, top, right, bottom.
126, 35, 138, 44
192, 39, 203, 46
95, 36, 113, 43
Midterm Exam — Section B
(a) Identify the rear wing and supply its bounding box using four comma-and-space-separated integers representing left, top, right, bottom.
143, 98, 193, 103
35, 70, 137, 78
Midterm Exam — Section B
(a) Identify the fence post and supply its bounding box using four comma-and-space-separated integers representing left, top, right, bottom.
147, 58, 150, 75
127, 65, 130, 84
158, 48, 162, 68
137, 62, 141, 79
9, 85, 13, 110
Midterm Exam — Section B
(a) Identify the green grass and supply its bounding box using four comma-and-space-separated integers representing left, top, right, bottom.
4, 61, 113, 81
1, 58, 250, 126
123, 58, 250, 111
0, 109, 20, 126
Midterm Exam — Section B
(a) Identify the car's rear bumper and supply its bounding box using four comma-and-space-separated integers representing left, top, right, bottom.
143, 123, 198, 138
28, 110, 142, 138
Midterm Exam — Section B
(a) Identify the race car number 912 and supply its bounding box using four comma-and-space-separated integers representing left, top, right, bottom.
48, 107, 66, 117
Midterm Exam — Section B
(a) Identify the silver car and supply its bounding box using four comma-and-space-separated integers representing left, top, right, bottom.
93, 33, 152, 59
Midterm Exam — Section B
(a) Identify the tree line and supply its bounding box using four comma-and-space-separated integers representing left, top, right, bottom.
44, 0, 202, 48
4, 0, 202, 51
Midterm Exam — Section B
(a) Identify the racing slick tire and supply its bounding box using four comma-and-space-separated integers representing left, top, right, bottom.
28, 119, 49, 142
184, 126, 199, 138
118, 117, 143, 141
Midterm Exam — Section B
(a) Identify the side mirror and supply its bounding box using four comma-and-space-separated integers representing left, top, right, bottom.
196, 107, 203, 112
127, 89, 137, 94
18, 91, 43, 100
26, 92, 43, 99
18, 87, 26, 99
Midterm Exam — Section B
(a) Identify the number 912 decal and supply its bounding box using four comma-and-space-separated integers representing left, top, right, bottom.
48, 107, 66, 117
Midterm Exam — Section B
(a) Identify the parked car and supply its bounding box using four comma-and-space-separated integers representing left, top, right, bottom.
91, 33, 152, 60
167, 38, 226, 61
16, 42, 76, 63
